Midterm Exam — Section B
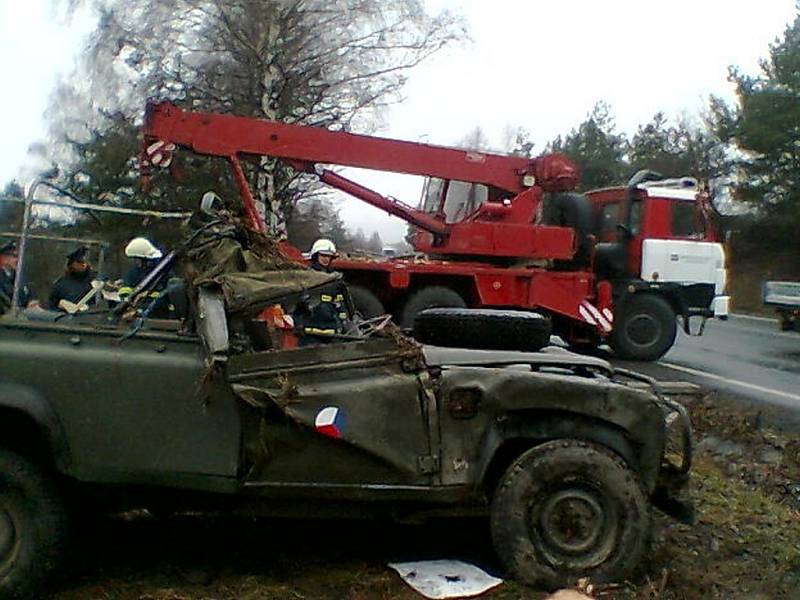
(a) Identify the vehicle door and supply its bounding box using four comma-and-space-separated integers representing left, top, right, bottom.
0, 314, 241, 490
226, 337, 435, 488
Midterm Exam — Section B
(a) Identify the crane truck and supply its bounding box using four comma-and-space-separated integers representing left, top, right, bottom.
142, 101, 729, 360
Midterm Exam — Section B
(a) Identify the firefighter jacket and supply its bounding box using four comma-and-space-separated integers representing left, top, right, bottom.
119, 265, 172, 318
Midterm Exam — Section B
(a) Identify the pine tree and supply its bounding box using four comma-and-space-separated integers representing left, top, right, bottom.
710, 7, 800, 243
630, 113, 724, 182
546, 102, 629, 191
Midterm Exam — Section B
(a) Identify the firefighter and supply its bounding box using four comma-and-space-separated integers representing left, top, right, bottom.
119, 237, 172, 317
49, 246, 95, 311
308, 238, 337, 272
0, 241, 36, 312
296, 239, 350, 344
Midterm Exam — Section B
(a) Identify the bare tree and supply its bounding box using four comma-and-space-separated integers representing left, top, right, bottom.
49, 0, 466, 236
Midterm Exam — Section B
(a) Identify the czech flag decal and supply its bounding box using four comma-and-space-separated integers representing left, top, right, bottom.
315, 406, 346, 439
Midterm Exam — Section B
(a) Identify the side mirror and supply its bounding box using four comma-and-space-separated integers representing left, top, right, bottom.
616, 223, 632, 239
201, 191, 222, 215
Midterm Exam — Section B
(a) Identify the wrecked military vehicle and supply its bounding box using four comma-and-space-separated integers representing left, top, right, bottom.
0, 216, 693, 597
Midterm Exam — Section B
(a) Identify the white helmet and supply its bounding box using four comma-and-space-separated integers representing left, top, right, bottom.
125, 237, 163, 260
310, 238, 337, 257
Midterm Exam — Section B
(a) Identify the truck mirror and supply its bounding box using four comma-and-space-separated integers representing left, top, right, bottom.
616, 223, 632, 239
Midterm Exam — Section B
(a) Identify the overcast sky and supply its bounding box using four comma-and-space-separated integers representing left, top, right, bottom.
1, 0, 797, 243
339, 0, 798, 243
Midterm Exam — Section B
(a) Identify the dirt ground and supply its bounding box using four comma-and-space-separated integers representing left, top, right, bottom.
49, 391, 800, 600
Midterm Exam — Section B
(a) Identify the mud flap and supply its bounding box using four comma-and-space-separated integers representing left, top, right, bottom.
652, 485, 695, 525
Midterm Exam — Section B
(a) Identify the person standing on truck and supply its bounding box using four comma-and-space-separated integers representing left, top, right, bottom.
0, 241, 36, 313
49, 246, 95, 310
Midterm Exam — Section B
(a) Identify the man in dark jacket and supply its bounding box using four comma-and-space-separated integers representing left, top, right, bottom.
49, 246, 95, 311
0, 241, 35, 313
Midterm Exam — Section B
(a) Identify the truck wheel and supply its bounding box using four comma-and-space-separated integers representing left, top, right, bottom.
0, 450, 66, 599
348, 285, 385, 319
413, 308, 551, 351
778, 311, 795, 331
400, 286, 466, 328
610, 294, 676, 361
490, 439, 650, 588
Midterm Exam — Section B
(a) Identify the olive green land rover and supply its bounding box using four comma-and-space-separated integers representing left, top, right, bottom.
0, 220, 692, 598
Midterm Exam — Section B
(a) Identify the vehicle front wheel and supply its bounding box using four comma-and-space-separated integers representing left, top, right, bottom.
610, 294, 676, 361
490, 439, 651, 588
0, 450, 66, 599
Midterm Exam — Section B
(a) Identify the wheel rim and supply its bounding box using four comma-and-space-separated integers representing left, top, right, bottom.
0, 508, 20, 576
625, 312, 662, 348
528, 483, 618, 569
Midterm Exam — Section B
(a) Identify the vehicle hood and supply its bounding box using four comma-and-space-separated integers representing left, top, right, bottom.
422, 345, 613, 376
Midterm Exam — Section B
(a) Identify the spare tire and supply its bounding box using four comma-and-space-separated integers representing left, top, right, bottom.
414, 308, 552, 351
400, 286, 467, 328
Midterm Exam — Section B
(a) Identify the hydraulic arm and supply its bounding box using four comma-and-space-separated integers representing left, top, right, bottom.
142, 100, 580, 260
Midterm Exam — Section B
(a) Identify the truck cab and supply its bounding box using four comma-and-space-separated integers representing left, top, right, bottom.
589, 177, 729, 322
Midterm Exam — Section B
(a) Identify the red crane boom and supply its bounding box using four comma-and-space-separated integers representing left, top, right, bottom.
142, 101, 579, 259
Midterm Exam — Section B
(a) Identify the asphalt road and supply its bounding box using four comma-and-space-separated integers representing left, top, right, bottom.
611, 314, 800, 410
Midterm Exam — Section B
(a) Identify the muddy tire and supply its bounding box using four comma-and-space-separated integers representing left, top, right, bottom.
490, 439, 651, 588
400, 287, 466, 328
413, 308, 551, 351
609, 294, 676, 361
0, 450, 66, 599
348, 285, 385, 319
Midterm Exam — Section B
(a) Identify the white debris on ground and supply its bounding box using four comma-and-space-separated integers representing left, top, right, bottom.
388, 560, 503, 599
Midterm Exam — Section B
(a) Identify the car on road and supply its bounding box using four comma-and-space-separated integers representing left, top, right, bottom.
763, 280, 800, 332
0, 218, 693, 597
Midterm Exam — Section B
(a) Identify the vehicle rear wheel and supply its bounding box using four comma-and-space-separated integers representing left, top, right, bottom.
490, 439, 651, 588
0, 450, 66, 599
413, 308, 551, 351
610, 294, 676, 361
348, 285, 385, 319
400, 286, 466, 328
778, 310, 795, 331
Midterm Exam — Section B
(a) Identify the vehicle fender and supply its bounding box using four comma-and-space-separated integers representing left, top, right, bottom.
0, 383, 72, 472
476, 410, 658, 492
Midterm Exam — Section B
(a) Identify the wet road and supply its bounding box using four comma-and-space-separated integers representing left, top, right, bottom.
612, 315, 800, 409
